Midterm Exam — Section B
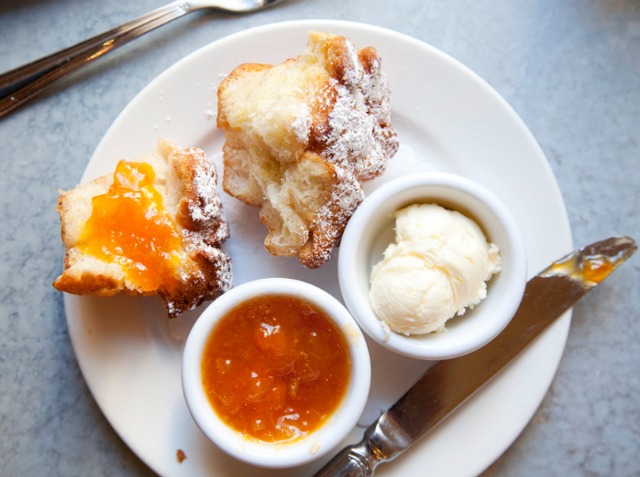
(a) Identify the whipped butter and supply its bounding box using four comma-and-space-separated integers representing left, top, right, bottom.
369, 203, 502, 335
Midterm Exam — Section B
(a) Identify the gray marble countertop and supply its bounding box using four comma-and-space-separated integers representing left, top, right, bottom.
1, 1, 638, 476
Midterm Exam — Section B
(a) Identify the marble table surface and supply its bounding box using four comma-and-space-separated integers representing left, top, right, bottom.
1, 0, 638, 476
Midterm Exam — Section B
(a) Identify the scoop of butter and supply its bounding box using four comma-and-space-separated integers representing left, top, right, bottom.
369, 203, 501, 335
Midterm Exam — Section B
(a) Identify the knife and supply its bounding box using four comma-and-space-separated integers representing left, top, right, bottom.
314, 236, 637, 477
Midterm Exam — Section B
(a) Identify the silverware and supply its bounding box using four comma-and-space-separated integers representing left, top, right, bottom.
0, 0, 285, 119
314, 236, 637, 477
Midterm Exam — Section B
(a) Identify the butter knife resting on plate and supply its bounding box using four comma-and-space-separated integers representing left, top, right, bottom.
315, 236, 637, 477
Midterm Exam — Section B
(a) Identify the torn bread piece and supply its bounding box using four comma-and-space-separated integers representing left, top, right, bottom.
217, 31, 399, 269
53, 139, 232, 318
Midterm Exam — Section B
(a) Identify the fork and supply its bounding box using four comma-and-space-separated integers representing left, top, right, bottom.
0, 0, 285, 118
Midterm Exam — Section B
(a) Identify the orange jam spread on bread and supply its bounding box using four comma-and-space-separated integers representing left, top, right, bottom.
201, 295, 351, 442
79, 160, 183, 292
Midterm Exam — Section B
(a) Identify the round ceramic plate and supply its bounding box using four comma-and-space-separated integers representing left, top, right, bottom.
65, 20, 573, 477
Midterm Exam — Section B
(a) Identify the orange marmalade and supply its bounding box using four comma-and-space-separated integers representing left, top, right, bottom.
201, 294, 351, 443
78, 160, 182, 292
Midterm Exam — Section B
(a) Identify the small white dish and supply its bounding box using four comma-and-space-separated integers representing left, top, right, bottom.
338, 172, 527, 360
181, 278, 371, 468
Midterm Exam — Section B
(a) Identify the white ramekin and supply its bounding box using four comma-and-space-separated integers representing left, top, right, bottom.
338, 172, 527, 360
181, 278, 371, 468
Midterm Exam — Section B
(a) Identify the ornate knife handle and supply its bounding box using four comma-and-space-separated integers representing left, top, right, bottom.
315, 415, 412, 477
313, 445, 375, 477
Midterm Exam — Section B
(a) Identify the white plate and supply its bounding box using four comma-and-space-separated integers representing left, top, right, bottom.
65, 20, 573, 477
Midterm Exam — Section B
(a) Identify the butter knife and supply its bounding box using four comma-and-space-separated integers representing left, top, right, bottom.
315, 235, 637, 477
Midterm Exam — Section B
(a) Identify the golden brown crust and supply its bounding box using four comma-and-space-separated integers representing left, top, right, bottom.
53, 139, 232, 318
217, 31, 398, 268
298, 157, 363, 269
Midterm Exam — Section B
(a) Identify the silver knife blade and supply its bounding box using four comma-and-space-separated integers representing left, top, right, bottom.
314, 236, 637, 477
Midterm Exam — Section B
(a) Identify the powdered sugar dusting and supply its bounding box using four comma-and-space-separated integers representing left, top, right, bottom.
320, 40, 398, 181
304, 164, 364, 268
291, 104, 312, 143
163, 145, 232, 317
301, 35, 398, 266
183, 147, 230, 247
